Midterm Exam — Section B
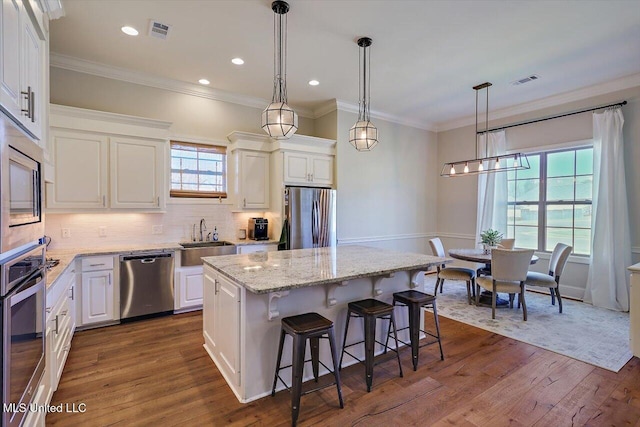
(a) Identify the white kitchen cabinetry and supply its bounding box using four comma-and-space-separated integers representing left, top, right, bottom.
630, 263, 640, 358
175, 265, 203, 311
47, 106, 171, 211
79, 256, 118, 327
0, 0, 46, 141
203, 265, 242, 387
110, 137, 164, 209
47, 130, 109, 209
236, 244, 277, 254
283, 151, 333, 186
230, 150, 270, 210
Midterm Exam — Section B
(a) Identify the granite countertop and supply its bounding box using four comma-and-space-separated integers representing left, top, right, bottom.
630, 262, 640, 272
203, 245, 450, 294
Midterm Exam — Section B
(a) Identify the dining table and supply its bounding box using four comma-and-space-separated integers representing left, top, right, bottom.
448, 248, 539, 307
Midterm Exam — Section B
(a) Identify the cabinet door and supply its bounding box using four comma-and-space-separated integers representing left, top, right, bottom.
240, 151, 269, 209
110, 137, 165, 209
20, 5, 42, 140
310, 155, 333, 186
0, 0, 22, 120
202, 267, 216, 352
237, 244, 277, 254
214, 274, 241, 386
283, 152, 310, 184
177, 266, 203, 310
81, 270, 114, 325
47, 131, 108, 209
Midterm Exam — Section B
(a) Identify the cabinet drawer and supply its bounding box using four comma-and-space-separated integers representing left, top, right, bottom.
81, 256, 114, 271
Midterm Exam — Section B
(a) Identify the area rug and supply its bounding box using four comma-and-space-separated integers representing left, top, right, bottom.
422, 276, 632, 372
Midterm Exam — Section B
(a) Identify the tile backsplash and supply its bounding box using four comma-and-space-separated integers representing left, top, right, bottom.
45, 203, 265, 250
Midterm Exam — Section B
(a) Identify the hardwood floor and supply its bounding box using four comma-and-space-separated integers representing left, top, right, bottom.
47, 311, 640, 426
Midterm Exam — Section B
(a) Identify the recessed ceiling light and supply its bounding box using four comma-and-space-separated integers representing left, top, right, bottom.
308, 80, 320, 86
121, 26, 139, 36
198, 79, 210, 85
231, 58, 244, 65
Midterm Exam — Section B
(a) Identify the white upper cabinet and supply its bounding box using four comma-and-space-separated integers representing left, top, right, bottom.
0, 0, 46, 141
110, 137, 164, 209
47, 105, 171, 212
283, 151, 333, 186
47, 131, 109, 209
226, 132, 271, 211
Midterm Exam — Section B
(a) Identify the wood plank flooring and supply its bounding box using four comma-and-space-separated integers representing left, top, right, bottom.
46, 311, 640, 426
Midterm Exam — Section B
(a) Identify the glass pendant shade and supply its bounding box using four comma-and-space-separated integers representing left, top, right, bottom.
262, 1, 297, 139
262, 101, 298, 138
349, 120, 378, 151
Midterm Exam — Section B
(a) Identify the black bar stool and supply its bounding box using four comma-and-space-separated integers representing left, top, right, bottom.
385, 290, 444, 371
339, 299, 403, 392
271, 312, 344, 427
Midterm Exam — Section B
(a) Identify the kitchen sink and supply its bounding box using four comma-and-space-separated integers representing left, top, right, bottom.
180, 241, 237, 266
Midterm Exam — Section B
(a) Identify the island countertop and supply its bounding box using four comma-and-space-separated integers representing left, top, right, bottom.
202, 245, 449, 294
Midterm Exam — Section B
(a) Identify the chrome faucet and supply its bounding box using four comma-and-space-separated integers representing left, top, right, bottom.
199, 218, 207, 241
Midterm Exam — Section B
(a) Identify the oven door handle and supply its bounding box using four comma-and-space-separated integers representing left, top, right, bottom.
9, 267, 45, 306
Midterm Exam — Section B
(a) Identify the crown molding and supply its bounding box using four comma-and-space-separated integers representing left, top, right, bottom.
50, 104, 172, 129
326, 99, 437, 132
50, 53, 315, 118
436, 72, 640, 132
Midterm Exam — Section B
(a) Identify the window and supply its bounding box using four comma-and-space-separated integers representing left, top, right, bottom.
170, 141, 227, 198
506, 147, 593, 255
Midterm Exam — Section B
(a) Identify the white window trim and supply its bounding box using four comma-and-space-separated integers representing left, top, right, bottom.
505, 138, 592, 155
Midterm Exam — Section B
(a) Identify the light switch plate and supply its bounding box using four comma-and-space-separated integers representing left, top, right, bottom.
99, 226, 107, 237
152, 225, 163, 235
61, 228, 70, 238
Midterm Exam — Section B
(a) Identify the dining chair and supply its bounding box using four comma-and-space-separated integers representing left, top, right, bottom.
476, 248, 534, 320
429, 238, 477, 305
524, 243, 572, 313
498, 238, 515, 249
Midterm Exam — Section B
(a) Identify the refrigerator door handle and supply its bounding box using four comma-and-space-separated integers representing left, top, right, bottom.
311, 200, 319, 247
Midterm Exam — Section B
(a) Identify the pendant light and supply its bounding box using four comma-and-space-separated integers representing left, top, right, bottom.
262, 1, 298, 139
349, 37, 378, 151
440, 82, 530, 177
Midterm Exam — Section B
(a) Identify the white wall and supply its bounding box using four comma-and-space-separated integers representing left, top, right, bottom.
436, 86, 640, 299
335, 109, 438, 253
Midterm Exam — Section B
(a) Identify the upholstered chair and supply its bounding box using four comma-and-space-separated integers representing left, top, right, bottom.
498, 238, 515, 249
429, 238, 477, 305
524, 243, 572, 313
476, 248, 534, 320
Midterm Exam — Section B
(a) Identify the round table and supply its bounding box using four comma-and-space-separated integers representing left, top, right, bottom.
448, 249, 539, 307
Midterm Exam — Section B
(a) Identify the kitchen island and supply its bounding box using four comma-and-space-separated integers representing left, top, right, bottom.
202, 245, 448, 403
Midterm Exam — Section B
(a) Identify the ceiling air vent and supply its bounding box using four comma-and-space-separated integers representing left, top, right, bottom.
148, 20, 171, 40
511, 74, 540, 86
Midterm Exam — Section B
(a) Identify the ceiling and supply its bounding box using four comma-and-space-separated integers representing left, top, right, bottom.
49, 0, 640, 130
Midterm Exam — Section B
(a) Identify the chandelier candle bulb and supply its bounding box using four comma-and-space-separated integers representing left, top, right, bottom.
464, 162, 470, 173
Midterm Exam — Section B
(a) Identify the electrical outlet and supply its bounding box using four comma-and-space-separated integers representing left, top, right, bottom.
61, 228, 71, 238
152, 225, 163, 235
99, 226, 107, 237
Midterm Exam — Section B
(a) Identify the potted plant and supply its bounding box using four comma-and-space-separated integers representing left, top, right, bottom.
479, 229, 503, 254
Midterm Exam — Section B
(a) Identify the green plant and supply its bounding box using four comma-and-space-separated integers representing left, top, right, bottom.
480, 229, 503, 246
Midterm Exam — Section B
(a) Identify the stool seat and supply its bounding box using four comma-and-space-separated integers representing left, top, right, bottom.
283, 312, 334, 334
392, 290, 436, 305
348, 298, 394, 316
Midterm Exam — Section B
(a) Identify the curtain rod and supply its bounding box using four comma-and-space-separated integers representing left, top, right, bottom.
477, 100, 627, 134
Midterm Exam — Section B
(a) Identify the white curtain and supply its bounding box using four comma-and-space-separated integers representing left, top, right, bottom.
584, 108, 631, 311
475, 130, 508, 245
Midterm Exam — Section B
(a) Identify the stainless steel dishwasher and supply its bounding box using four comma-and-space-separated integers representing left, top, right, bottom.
119, 251, 175, 320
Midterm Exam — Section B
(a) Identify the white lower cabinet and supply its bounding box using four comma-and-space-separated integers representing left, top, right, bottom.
79, 256, 117, 327
175, 265, 204, 311
203, 265, 242, 387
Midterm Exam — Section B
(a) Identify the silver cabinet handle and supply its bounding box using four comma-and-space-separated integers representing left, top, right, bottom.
61, 310, 68, 316
20, 86, 31, 118
157, 196, 160, 207
310, 173, 313, 182
214, 279, 219, 295
89, 263, 105, 267
103, 195, 106, 207
54, 315, 59, 334
32, 170, 39, 217
108, 272, 112, 285
69, 286, 75, 301
46, 307, 52, 313
30, 89, 35, 123
243, 198, 246, 207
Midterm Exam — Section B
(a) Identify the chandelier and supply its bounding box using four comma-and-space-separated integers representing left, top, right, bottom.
441, 82, 530, 176
349, 37, 378, 151
261, 1, 298, 139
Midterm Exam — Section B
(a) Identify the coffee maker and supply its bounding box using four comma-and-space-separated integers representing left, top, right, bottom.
248, 218, 269, 240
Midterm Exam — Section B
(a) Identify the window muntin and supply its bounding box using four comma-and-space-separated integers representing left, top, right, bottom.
170, 141, 227, 198
506, 147, 592, 255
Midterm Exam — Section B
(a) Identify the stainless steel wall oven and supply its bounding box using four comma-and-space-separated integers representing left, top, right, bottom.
1, 244, 45, 427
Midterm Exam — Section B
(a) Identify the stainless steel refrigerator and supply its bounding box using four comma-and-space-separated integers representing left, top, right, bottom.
283, 186, 336, 249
